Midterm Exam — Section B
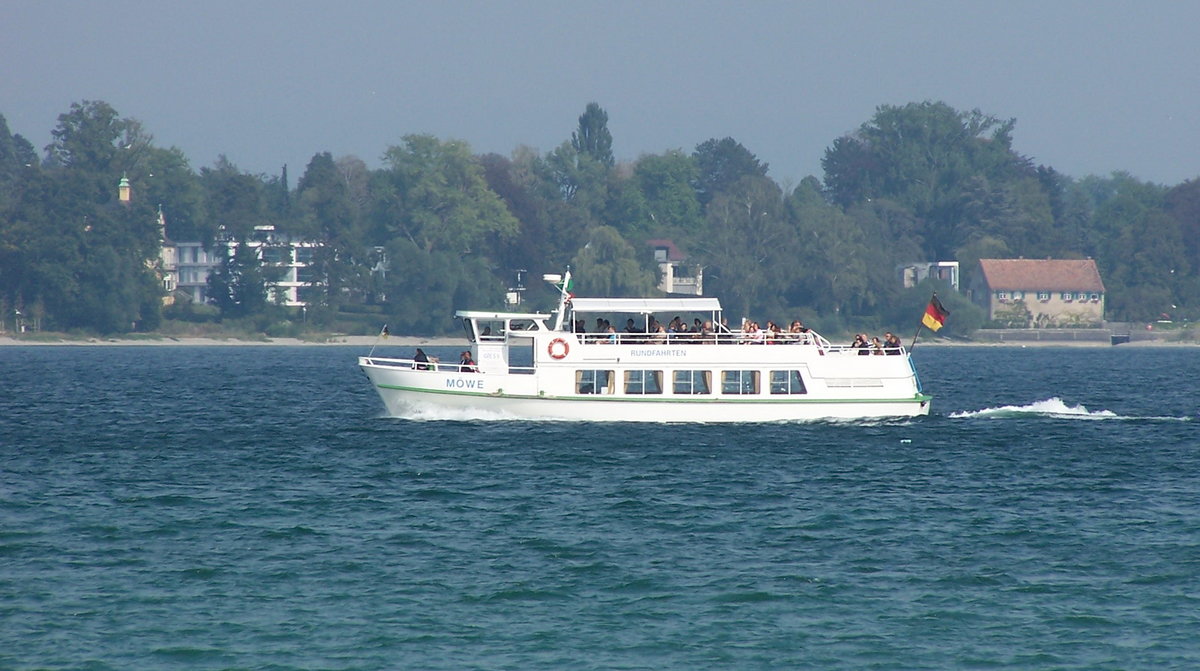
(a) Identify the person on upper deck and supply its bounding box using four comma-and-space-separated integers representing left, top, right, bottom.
852, 334, 870, 355
884, 332, 902, 354
459, 351, 477, 372
413, 348, 430, 370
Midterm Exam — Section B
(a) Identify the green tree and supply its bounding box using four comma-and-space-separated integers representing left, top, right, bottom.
692, 137, 768, 206
633, 150, 702, 237
822, 101, 1030, 260
481, 149, 589, 288
571, 102, 614, 168
377, 238, 505, 335
16, 101, 166, 332
291, 152, 366, 310
207, 243, 280, 318
375, 135, 518, 254
570, 226, 658, 297
139, 146, 204, 244
786, 179, 871, 317
201, 157, 268, 241
694, 175, 792, 319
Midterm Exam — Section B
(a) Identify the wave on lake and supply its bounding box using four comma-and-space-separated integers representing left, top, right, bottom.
950, 397, 1192, 422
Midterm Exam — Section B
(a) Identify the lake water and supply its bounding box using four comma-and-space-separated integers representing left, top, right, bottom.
2, 344, 1198, 670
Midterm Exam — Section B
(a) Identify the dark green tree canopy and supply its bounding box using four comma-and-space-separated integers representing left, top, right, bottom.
571, 102, 614, 168
5, 97, 1200, 335
692, 137, 768, 205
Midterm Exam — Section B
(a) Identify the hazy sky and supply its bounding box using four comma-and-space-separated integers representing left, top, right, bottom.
5, 1, 1198, 186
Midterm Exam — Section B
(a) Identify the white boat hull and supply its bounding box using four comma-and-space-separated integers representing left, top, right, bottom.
360, 357, 931, 422
360, 287, 933, 423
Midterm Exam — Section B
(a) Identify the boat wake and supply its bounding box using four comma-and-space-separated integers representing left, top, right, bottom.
950, 397, 1192, 422
380, 404, 525, 422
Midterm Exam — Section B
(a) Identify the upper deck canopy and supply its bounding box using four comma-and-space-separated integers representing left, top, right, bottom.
568, 297, 722, 314
456, 310, 552, 320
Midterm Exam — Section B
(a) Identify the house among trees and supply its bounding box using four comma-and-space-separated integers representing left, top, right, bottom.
970, 259, 1106, 327
172, 226, 320, 307
898, 261, 960, 291
647, 239, 704, 296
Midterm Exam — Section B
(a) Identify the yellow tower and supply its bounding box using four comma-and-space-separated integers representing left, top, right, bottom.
118, 174, 131, 204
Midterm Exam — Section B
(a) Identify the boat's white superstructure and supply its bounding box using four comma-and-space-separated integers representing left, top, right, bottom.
359, 272, 931, 422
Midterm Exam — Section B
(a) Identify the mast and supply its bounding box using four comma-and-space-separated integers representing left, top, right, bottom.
545, 268, 573, 331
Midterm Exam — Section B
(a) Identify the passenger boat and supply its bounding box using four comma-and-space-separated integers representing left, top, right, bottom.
359, 271, 931, 421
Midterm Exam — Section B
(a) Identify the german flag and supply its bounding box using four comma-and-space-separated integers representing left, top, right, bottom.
922, 295, 949, 331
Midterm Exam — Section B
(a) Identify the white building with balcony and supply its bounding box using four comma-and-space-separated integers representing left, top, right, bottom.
647, 239, 703, 296
172, 226, 320, 307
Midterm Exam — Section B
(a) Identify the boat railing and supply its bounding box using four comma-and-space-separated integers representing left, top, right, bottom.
821, 345, 907, 356
572, 330, 830, 347
361, 356, 537, 375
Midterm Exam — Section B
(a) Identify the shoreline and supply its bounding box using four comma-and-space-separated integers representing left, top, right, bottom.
0, 334, 1194, 348
0, 335, 467, 347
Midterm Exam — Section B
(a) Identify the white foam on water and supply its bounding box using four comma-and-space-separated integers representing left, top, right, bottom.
950, 397, 1192, 422
381, 402, 526, 422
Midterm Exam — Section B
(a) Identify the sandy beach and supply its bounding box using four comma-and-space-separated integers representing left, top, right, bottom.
1, 333, 1193, 347
0, 334, 467, 347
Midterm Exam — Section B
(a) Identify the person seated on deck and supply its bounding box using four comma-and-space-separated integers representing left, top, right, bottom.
624, 318, 644, 343
852, 334, 870, 355
605, 325, 618, 344
765, 321, 784, 343
413, 348, 430, 370
675, 320, 691, 340
649, 320, 668, 341
871, 336, 885, 355
788, 320, 812, 343
884, 332, 902, 354
747, 321, 766, 344
700, 320, 716, 343
786, 320, 802, 344
459, 351, 477, 372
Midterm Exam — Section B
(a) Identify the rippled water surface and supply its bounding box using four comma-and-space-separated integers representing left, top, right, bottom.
2, 345, 1198, 670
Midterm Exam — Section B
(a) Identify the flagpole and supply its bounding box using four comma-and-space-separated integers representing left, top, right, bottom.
911, 292, 946, 351
909, 323, 925, 351
367, 323, 388, 358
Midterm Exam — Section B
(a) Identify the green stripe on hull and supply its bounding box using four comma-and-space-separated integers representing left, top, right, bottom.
376, 383, 931, 406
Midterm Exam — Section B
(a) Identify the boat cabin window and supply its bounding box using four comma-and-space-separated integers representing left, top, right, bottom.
624, 370, 663, 395
770, 370, 808, 395
507, 319, 538, 332
575, 370, 614, 395
473, 320, 505, 342
673, 370, 711, 395
721, 370, 759, 395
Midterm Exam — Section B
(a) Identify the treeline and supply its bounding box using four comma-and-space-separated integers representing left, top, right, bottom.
1, 99, 1198, 336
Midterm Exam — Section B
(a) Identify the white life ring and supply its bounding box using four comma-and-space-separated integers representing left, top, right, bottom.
547, 338, 570, 360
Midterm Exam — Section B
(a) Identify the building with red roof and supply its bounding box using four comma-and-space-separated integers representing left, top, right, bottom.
970, 258, 1106, 326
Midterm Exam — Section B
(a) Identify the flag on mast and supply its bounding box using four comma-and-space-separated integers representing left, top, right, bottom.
557, 277, 575, 300
921, 295, 949, 331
